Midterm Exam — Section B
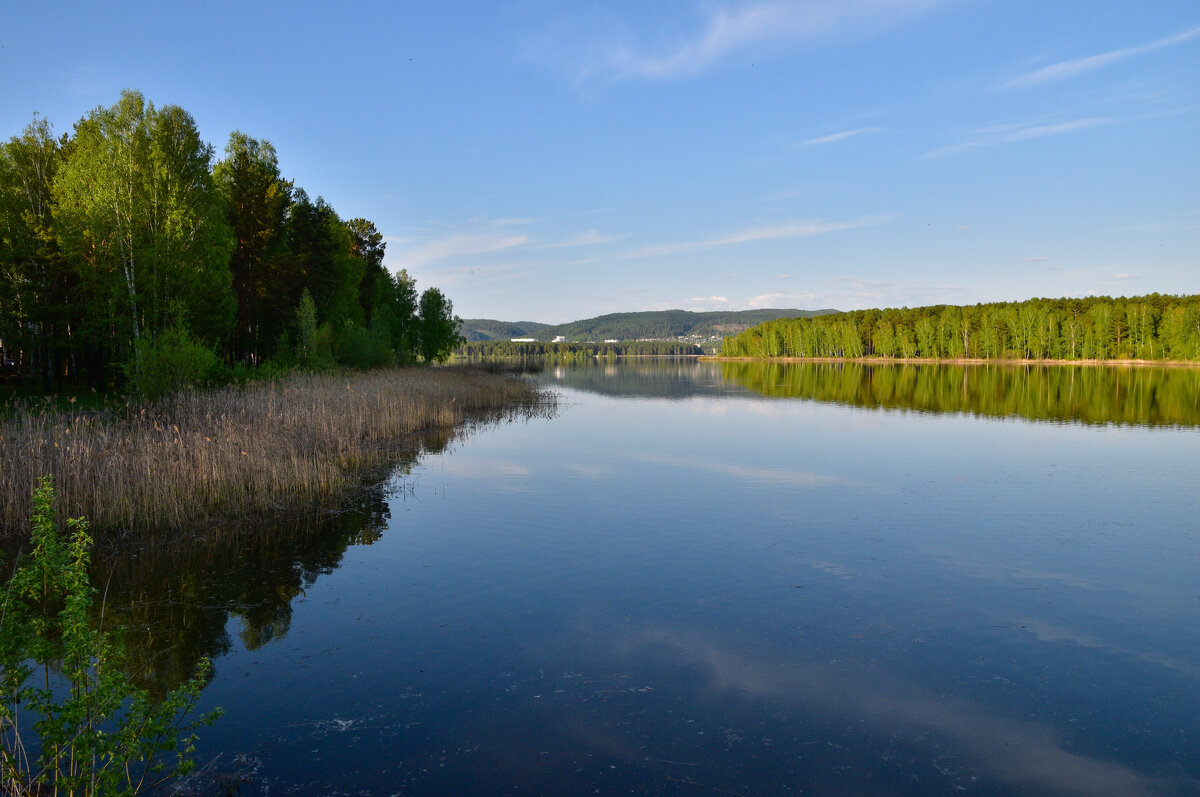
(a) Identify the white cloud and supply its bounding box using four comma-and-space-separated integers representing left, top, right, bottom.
577, 0, 952, 83
923, 117, 1110, 159
622, 215, 889, 259
799, 127, 883, 146
396, 233, 529, 269
689, 295, 729, 303
1002, 26, 1200, 89
1110, 273, 1142, 281
1022, 256, 1049, 262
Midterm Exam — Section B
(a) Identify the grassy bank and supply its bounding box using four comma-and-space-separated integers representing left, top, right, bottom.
0, 367, 553, 537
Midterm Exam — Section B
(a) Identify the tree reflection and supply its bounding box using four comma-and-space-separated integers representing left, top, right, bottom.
86, 424, 461, 698
721, 361, 1200, 428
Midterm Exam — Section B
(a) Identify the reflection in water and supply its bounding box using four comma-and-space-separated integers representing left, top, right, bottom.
91, 423, 462, 698
27, 360, 1197, 793
598, 625, 1181, 797
722, 361, 1200, 427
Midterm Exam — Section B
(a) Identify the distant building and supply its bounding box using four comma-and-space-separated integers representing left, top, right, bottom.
511, 338, 537, 342
552, 336, 567, 343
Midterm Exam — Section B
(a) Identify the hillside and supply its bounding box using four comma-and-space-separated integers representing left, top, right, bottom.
461, 309, 837, 342
459, 319, 552, 342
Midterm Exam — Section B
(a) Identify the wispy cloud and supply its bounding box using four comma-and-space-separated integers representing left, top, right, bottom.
538, 229, 627, 249
799, 127, 883, 146
1109, 272, 1142, 281
745, 291, 820, 308
689, 295, 729, 303
623, 216, 889, 259
819, 277, 971, 309
923, 117, 1110, 159
395, 233, 529, 269
576, 0, 951, 83
1002, 26, 1200, 89
1116, 214, 1200, 233
1022, 256, 1049, 262
471, 216, 538, 226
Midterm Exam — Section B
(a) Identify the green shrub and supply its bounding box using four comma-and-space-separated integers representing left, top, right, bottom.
0, 477, 220, 795
128, 324, 222, 398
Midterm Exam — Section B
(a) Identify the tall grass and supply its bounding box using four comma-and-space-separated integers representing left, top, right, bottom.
0, 367, 553, 537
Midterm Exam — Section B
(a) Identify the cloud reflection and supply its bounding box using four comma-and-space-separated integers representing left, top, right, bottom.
604, 625, 1181, 796
632, 452, 856, 489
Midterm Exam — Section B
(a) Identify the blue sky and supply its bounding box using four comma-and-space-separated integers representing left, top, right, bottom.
2, 1, 1197, 323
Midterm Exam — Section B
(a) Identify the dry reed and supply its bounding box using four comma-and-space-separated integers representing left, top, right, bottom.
0, 367, 553, 537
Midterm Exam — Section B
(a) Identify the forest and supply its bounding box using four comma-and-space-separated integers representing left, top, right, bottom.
720, 295, 1200, 362
455, 340, 703, 359
0, 90, 461, 395
462, 308, 836, 343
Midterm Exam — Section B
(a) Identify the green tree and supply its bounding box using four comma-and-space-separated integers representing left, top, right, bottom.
0, 115, 80, 388
53, 91, 234, 380
212, 132, 293, 363
417, 287, 461, 363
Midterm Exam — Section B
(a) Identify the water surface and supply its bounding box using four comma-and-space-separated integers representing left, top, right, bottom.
109, 360, 1200, 795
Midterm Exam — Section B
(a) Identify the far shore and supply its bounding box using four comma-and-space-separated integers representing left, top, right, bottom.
704, 355, 1200, 368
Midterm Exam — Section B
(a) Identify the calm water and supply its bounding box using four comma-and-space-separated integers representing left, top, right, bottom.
108, 360, 1200, 795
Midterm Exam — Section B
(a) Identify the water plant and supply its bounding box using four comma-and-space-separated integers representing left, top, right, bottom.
0, 477, 219, 795
0, 367, 554, 536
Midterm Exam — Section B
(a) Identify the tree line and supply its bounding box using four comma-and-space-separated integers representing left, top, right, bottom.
534, 308, 831, 342
0, 90, 461, 394
456, 340, 703, 358
720, 295, 1200, 362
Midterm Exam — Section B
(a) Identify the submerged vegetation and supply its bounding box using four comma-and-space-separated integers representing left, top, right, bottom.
0, 368, 553, 537
720, 294, 1200, 362
722, 361, 1200, 428
0, 478, 218, 795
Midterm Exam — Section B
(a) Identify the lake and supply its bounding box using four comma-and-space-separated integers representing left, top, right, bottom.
105, 360, 1200, 795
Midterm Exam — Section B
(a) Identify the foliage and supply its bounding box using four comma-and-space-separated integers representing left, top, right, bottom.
417, 288, 462, 364
127, 322, 222, 398
52, 91, 235, 382
720, 295, 1200, 363
0, 477, 219, 794
0, 92, 461, 392
212, 132, 293, 364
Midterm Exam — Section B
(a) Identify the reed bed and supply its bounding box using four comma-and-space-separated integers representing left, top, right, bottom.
0, 367, 554, 537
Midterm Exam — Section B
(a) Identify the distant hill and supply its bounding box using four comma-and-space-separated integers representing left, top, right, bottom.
459, 319, 552, 342
461, 309, 837, 342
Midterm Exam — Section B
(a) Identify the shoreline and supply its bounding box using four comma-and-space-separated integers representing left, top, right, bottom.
704, 356, 1200, 368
